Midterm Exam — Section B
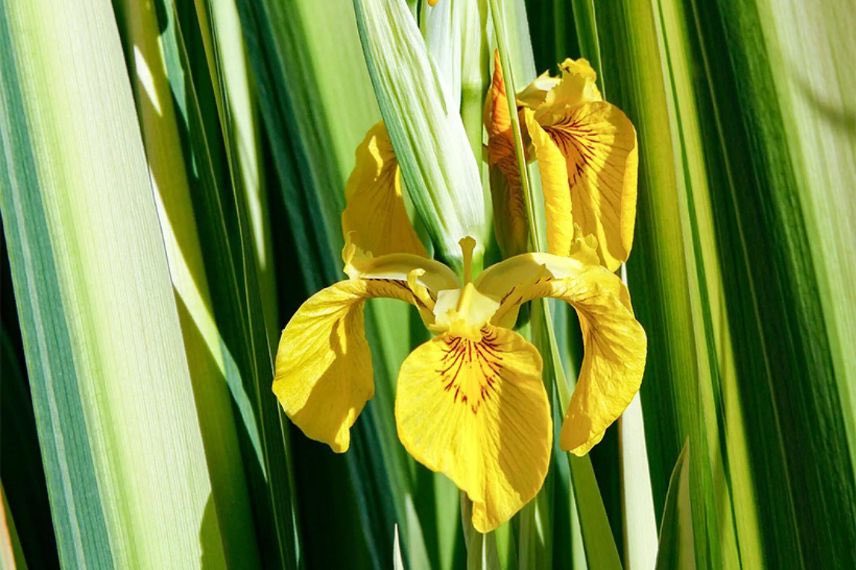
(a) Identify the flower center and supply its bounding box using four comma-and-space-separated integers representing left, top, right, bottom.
430, 237, 499, 338
459, 235, 476, 284
432, 284, 499, 339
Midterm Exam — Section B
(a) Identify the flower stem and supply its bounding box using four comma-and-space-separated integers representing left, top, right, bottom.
487, 0, 543, 255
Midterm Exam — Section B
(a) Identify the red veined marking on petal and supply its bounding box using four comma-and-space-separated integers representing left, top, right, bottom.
377, 278, 428, 310
545, 116, 598, 188
442, 337, 462, 361
474, 345, 502, 376
499, 286, 516, 305
477, 340, 502, 359
436, 331, 507, 415
438, 343, 467, 391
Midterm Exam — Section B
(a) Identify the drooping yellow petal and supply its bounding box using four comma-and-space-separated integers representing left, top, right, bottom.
523, 108, 574, 256
547, 275, 646, 454
484, 50, 528, 256
540, 101, 638, 271
395, 326, 552, 532
474, 252, 646, 454
273, 278, 424, 453
342, 121, 426, 257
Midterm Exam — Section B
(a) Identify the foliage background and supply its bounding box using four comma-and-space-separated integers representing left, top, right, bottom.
0, 0, 853, 568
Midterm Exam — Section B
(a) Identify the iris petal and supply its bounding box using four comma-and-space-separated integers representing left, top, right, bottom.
395, 326, 551, 532
523, 108, 574, 256
273, 279, 425, 452
342, 122, 426, 257
547, 275, 646, 454
542, 102, 638, 271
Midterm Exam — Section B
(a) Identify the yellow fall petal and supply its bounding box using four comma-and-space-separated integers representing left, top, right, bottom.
522, 108, 574, 256
540, 101, 638, 271
484, 50, 528, 256
474, 252, 646, 454
547, 275, 646, 454
342, 121, 426, 257
273, 279, 423, 453
395, 326, 552, 532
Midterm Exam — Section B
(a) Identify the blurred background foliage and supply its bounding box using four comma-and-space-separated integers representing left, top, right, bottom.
0, 0, 853, 569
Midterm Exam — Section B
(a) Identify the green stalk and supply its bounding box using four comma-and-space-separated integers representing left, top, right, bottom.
461, 495, 501, 569
573, 3, 658, 564
488, 5, 550, 567
487, 0, 541, 254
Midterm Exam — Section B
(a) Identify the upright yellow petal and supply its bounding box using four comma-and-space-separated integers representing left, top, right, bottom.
474, 252, 646, 453
484, 51, 528, 256
554, 58, 602, 106
540, 101, 638, 271
274, 279, 424, 453
395, 326, 552, 532
523, 108, 574, 256
342, 122, 426, 257
529, 58, 601, 123
516, 71, 560, 109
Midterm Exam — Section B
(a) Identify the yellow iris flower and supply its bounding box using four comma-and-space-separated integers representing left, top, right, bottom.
273, 122, 646, 532
486, 52, 639, 270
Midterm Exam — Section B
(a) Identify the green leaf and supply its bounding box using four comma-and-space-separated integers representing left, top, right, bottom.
0, 0, 241, 564
114, 0, 310, 565
655, 441, 694, 570
618, 397, 658, 569
1, 256, 56, 569
596, 0, 856, 567
393, 525, 405, 570
172, 1, 303, 565
682, 0, 856, 563
566, 456, 622, 570
112, 2, 265, 566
